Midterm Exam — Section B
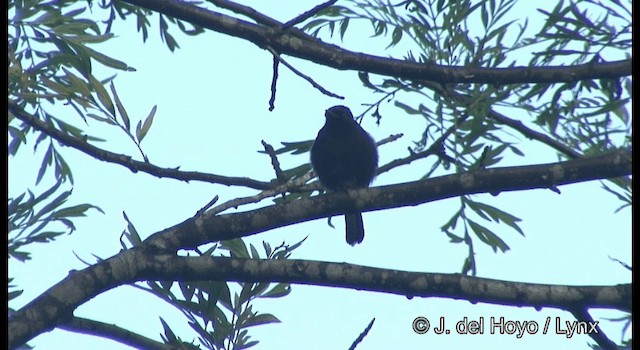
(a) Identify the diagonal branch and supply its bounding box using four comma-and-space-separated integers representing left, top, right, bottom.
282, 0, 339, 29
122, 0, 631, 85
488, 109, 583, 159
268, 46, 345, 99
569, 308, 619, 350
208, 0, 280, 27
8, 150, 632, 348
9, 253, 632, 349
59, 316, 176, 350
414, 79, 583, 160
144, 149, 631, 251
9, 102, 273, 190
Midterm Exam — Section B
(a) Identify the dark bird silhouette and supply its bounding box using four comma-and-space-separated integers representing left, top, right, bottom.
310, 105, 378, 245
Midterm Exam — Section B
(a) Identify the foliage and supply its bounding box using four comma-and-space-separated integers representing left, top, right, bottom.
7, 0, 631, 348
301, 0, 631, 275
8, 0, 289, 348
120, 217, 301, 350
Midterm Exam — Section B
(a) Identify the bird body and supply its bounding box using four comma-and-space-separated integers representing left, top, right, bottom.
310, 106, 378, 245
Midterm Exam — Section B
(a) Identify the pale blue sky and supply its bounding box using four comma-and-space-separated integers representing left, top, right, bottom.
9, 1, 631, 349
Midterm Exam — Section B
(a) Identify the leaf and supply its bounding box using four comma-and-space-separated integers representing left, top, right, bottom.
467, 219, 510, 253
30, 188, 71, 224
466, 200, 524, 236
220, 238, 250, 258
386, 26, 403, 49
122, 211, 142, 246
241, 313, 281, 328
36, 143, 54, 185
159, 317, 177, 343
394, 101, 421, 115
339, 18, 349, 40
53, 203, 102, 218
109, 82, 130, 130
136, 105, 156, 142
249, 244, 260, 259
87, 73, 115, 116
268, 140, 313, 155
261, 283, 291, 298
79, 43, 135, 71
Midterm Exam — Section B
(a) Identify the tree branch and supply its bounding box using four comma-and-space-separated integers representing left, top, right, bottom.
568, 308, 619, 350
59, 316, 177, 350
487, 109, 583, 159
9, 254, 632, 349
143, 149, 631, 251
282, 0, 339, 29
9, 102, 273, 190
122, 0, 631, 85
208, 0, 280, 27
268, 46, 345, 99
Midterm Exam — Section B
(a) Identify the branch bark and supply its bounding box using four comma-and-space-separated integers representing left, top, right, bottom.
60, 317, 176, 350
145, 149, 631, 251
8, 254, 632, 349
122, 0, 631, 85
8, 149, 631, 348
9, 102, 273, 190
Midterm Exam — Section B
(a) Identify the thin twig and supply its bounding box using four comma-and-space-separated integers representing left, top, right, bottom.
376, 133, 404, 146
206, 172, 314, 215
282, 0, 339, 29
60, 316, 173, 350
208, 0, 281, 27
269, 55, 279, 111
377, 114, 467, 175
268, 47, 344, 99
348, 318, 375, 350
261, 140, 287, 182
488, 109, 583, 159
569, 308, 619, 350
10, 102, 273, 190
193, 195, 220, 218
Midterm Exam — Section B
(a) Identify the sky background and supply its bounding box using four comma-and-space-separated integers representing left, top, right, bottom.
8, 0, 631, 349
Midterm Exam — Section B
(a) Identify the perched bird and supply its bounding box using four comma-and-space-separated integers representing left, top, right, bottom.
310, 105, 378, 245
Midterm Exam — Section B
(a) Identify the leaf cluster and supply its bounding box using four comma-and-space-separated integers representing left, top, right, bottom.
298, 0, 631, 273
120, 221, 302, 350
8, 180, 103, 262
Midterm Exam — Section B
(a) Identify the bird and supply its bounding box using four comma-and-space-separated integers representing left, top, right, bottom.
310, 105, 378, 245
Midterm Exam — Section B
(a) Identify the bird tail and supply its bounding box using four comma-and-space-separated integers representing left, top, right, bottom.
345, 212, 365, 245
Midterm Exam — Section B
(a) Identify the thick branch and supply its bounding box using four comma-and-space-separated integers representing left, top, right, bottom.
145, 149, 631, 251
7, 148, 631, 348
143, 256, 632, 312
122, 0, 631, 85
9, 253, 631, 349
9, 102, 273, 190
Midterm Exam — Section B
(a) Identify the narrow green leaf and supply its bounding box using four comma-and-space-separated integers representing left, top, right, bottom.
137, 105, 156, 142
249, 244, 260, 259
468, 219, 510, 252
220, 238, 250, 258
123, 211, 142, 246
53, 203, 101, 218
36, 143, 54, 185
87, 74, 115, 116
387, 26, 403, 48
261, 283, 291, 298
159, 317, 177, 342
241, 313, 281, 328
339, 18, 349, 40
109, 82, 130, 130
81, 44, 134, 71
